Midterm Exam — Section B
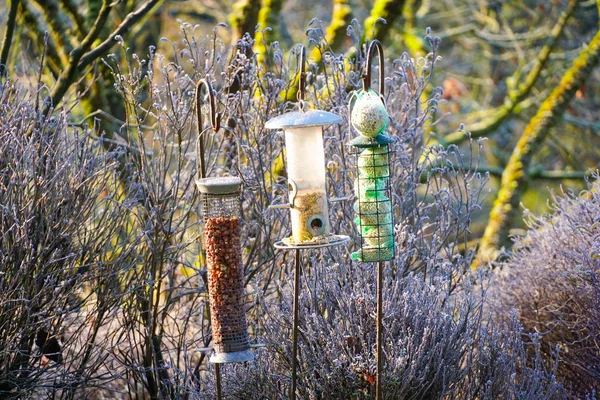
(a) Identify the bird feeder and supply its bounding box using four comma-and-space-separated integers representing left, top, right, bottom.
197, 176, 253, 363
266, 110, 342, 244
349, 42, 395, 263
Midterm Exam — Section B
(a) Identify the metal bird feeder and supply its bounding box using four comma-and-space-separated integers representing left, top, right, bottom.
197, 176, 253, 364
266, 110, 344, 244
265, 47, 346, 246
348, 39, 394, 400
266, 45, 349, 400
194, 79, 260, 399
349, 40, 395, 262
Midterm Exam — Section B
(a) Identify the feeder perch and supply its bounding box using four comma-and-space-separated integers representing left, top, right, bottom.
265, 110, 343, 245
196, 176, 253, 364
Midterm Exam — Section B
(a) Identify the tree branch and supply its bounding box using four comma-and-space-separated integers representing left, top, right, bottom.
33, 0, 77, 62
443, 0, 582, 145
364, 0, 407, 42
48, 0, 160, 109
0, 0, 20, 79
58, 0, 88, 38
229, 0, 261, 45
475, 27, 600, 266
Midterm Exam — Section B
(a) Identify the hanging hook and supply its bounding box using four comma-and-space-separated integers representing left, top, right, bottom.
296, 44, 307, 104
196, 78, 220, 179
362, 40, 385, 103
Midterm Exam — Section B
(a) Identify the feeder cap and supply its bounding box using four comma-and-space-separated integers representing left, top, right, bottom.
195, 176, 242, 195
265, 110, 342, 130
349, 133, 394, 148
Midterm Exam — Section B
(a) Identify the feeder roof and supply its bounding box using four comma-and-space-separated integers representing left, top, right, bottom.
265, 110, 342, 130
195, 176, 241, 195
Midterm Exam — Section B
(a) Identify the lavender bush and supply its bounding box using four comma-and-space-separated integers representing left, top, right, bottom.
0, 82, 127, 398
490, 176, 600, 396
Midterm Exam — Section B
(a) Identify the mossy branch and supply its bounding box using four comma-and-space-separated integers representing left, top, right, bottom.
58, 0, 88, 38
475, 26, 600, 266
230, 0, 261, 45
34, 0, 77, 63
253, 0, 283, 68
313, 0, 353, 57
48, 0, 160, 110
0, 0, 20, 79
364, 0, 407, 42
283, 0, 353, 102
443, 0, 581, 146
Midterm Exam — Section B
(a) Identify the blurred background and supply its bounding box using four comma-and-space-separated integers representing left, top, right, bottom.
1, 0, 599, 242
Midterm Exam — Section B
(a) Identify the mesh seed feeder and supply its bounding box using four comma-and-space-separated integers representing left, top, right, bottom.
194, 79, 253, 365
349, 41, 395, 262
197, 177, 253, 363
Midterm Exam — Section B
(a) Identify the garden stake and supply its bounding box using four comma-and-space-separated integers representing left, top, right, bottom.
266, 45, 350, 400
291, 248, 300, 400
377, 260, 383, 400
349, 39, 394, 400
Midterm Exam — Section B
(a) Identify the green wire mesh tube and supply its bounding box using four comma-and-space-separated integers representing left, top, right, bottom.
349, 89, 394, 262
351, 145, 394, 262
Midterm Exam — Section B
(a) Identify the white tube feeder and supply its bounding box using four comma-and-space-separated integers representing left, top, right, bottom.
266, 110, 343, 245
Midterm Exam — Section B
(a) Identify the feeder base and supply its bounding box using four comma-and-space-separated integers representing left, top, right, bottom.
209, 349, 254, 364
275, 234, 350, 249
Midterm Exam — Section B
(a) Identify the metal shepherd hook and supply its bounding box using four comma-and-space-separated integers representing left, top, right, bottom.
195, 77, 222, 399
196, 78, 220, 180
362, 38, 386, 400
291, 44, 307, 400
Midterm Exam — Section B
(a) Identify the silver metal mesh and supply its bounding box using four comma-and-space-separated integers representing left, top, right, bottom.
351, 144, 395, 262
201, 191, 250, 355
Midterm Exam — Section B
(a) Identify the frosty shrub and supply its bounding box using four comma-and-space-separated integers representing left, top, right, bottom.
0, 82, 127, 397
491, 176, 600, 396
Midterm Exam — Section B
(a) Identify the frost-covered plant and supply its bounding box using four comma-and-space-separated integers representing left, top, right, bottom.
491, 176, 600, 396
0, 82, 127, 398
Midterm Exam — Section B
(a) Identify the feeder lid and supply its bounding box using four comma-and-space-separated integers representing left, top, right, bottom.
265, 110, 342, 130
195, 176, 241, 195
349, 133, 394, 148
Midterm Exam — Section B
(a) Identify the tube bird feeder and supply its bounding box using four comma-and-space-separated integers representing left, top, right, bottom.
265, 110, 342, 244
197, 176, 254, 364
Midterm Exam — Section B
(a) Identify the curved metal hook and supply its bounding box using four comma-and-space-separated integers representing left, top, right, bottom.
362, 40, 385, 102
196, 78, 220, 179
296, 45, 307, 103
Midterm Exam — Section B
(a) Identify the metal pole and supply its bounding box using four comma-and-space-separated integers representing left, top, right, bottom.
290, 248, 301, 400
215, 363, 222, 400
376, 261, 383, 400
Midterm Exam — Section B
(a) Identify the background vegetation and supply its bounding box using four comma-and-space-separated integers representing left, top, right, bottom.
0, 0, 599, 398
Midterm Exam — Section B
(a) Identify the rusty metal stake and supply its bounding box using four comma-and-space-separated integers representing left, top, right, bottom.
376, 261, 384, 400
215, 363, 222, 400
290, 248, 301, 400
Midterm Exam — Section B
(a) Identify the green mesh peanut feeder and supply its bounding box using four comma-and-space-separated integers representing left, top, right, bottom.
349, 89, 395, 262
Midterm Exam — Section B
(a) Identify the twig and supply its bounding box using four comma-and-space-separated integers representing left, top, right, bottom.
0, 0, 20, 80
